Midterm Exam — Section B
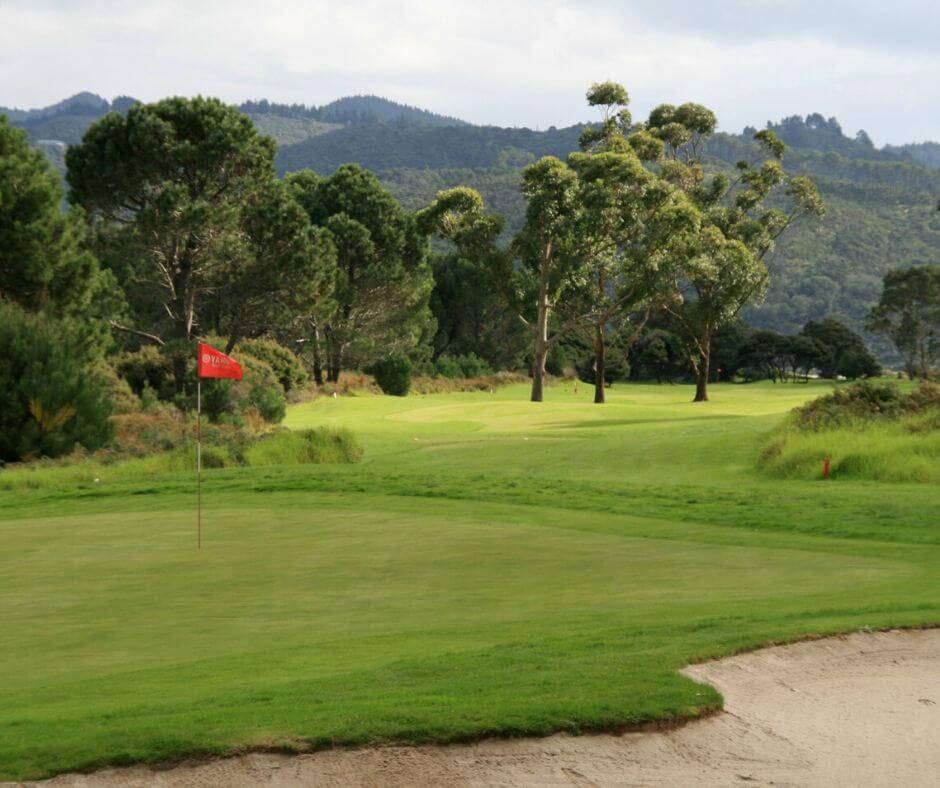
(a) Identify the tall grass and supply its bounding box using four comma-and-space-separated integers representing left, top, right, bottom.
0, 428, 360, 491
760, 411, 940, 483
243, 427, 361, 466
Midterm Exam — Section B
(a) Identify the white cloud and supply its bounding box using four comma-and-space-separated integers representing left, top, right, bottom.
0, 0, 937, 143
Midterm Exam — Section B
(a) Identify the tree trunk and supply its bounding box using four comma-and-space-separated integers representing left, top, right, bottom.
172, 350, 188, 396
693, 339, 711, 402
530, 282, 549, 403
323, 325, 342, 383
593, 323, 605, 404
224, 332, 239, 355
311, 325, 324, 386
327, 343, 343, 383
694, 362, 709, 402
171, 313, 192, 395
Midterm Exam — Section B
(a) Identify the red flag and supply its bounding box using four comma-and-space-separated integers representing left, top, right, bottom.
198, 343, 243, 380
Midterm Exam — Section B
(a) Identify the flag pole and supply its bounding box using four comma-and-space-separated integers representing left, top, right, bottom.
197, 377, 202, 549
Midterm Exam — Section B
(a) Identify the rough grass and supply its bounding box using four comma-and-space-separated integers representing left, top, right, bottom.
0, 427, 359, 491
760, 380, 940, 483
760, 415, 940, 483
0, 381, 937, 780
243, 427, 361, 466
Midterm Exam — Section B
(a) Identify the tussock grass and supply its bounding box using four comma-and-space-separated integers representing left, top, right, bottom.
760, 380, 940, 483
243, 427, 361, 466
760, 415, 940, 483
0, 427, 359, 491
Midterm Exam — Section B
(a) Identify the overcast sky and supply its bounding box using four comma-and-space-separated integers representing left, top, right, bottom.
1, 0, 937, 145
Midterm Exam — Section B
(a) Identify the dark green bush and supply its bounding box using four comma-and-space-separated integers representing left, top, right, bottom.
791, 380, 940, 431
575, 353, 630, 387
434, 355, 463, 378
200, 378, 234, 423
241, 356, 286, 422
198, 354, 286, 424
370, 353, 412, 395
435, 352, 493, 378
115, 346, 174, 398
237, 338, 308, 392
93, 361, 141, 414
545, 343, 568, 377
838, 347, 882, 380
0, 302, 114, 461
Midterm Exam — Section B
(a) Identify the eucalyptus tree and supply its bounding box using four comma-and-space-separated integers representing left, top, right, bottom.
565, 83, 699, 403
502, 156, 584, 402
867, 266, 939, 378
640, 105, 825, 401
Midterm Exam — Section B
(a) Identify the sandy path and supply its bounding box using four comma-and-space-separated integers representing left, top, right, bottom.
21, 629, 940, 787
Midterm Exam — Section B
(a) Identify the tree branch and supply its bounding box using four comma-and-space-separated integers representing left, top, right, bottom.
107, 320, 166, 346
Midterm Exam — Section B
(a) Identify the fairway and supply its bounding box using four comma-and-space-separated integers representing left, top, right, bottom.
1, 382, 938, 781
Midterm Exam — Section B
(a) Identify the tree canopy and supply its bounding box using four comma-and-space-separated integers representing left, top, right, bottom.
868, 266, 939, 378
66, 96, 330, 391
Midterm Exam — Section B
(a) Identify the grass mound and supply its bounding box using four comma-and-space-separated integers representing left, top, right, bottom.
243, 427, 362, 466
760, 380, 940, 482
0, 427, 360, 491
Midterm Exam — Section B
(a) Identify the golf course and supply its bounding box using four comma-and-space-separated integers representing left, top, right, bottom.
1, 380, 937, 782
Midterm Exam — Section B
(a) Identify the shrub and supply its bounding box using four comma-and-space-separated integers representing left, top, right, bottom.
434, 352, 493, 379
791, 380, 938, 431
0, 302, 114, 461
93, 361, 141, 414
575, 353, 629, 387
838, 347, 881, 379
237, 338, 308, 392
370, 353, 412, 396
199, 378, 235, 423
198, 355, 286, 424
110, 409, 191, 456
115, 346, 174, 398
545, 343, 568, 377
434, 354, 463, 378
410, 371, 528, 394
239, 356, 287, 422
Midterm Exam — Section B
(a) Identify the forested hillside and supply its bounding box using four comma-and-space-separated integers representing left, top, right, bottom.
271, 114, 940, 356
5, 93, 939, 357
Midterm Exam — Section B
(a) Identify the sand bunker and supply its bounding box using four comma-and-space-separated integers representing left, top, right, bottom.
25, 629, 940, 787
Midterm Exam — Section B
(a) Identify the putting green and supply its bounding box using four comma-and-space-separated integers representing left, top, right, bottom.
0, 381, 937, 780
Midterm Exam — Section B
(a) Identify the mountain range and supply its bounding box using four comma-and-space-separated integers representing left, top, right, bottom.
4, 92, 939, 359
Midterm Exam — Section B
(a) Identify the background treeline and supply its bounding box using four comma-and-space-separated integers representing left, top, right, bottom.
6, 92, 939, 360
1, 88, 937, 464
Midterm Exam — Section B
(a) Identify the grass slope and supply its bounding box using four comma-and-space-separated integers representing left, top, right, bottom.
761, 412, 940, 483
0, 382, 937, 780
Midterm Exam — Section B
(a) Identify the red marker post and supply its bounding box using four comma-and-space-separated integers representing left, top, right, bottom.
822, 456, 831, 478
195, 343, 243, 547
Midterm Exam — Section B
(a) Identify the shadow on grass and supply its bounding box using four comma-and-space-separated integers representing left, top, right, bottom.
551, 415, 745, 430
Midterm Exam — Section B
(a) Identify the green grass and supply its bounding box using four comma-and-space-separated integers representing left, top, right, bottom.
0, 381, 937, 780
761, 410, 940, 483
0, 427, 359, 491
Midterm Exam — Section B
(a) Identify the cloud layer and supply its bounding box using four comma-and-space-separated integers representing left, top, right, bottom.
1, 0, 937, 144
